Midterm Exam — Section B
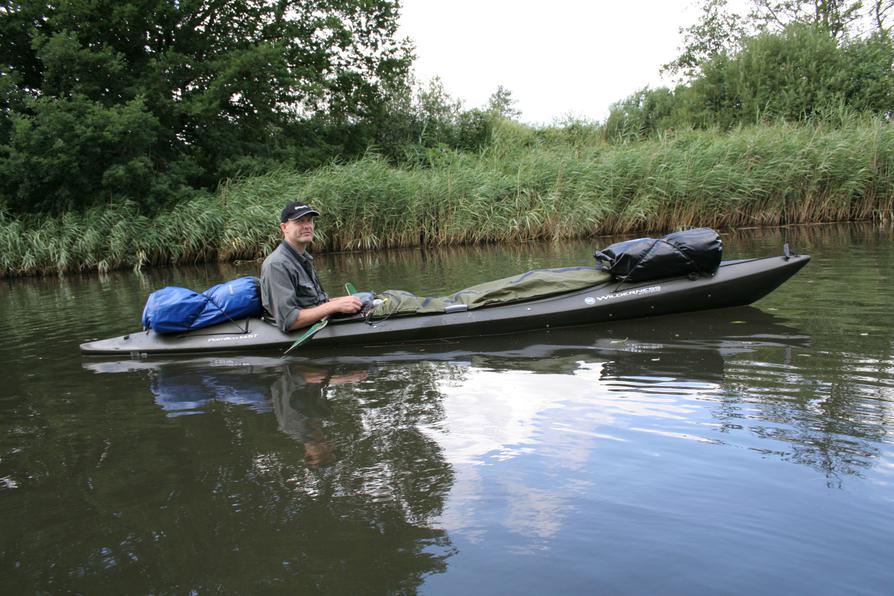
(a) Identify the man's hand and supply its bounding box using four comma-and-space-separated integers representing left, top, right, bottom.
327, 295, 363, 314
288, 295, 363, 331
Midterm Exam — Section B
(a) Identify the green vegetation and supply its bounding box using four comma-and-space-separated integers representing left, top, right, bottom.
607, 7, 894, 139
1, 0, 893, 277
0, 0, 414, 212
3, 117, 891, 277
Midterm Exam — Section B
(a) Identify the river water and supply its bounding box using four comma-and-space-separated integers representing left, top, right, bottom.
1, 224, 892, 594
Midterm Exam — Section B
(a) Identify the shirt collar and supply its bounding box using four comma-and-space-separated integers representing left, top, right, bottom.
281, 241, 313, 263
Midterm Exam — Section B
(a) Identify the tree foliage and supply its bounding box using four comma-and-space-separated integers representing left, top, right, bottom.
0, 0, 413, 213
872, 0, 894, 33
359, 76, 507, 165
662, 0, 747, 80
749, 0, 865, 38
486, 85, 521, 120
665, 0, 894, 82
609, 0, 894, 140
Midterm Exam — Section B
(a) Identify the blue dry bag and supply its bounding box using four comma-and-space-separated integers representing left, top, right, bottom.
141, 276, 262, 333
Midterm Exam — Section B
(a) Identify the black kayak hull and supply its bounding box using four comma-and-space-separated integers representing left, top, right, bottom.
79, 254, 810, 356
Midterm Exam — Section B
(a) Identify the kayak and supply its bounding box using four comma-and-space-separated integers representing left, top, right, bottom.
81, 306, 810, 417
83, 305, 809, 371
79, 253, 810, 356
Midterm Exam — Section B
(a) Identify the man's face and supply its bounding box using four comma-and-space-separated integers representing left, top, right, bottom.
281, 214, 315, 246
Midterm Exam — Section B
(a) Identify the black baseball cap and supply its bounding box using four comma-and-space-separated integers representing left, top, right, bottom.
280, 201, 321, 223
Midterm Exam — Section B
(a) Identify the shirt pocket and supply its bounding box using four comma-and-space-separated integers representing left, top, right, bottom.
295, 279, 321, 306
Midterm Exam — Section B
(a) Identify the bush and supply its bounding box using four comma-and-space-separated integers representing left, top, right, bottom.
604, 26, 894, 138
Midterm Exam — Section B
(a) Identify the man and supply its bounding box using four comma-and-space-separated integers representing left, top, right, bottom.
260, 201, 362, 332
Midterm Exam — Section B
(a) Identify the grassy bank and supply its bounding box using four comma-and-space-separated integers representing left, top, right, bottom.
2, 119, 892, 277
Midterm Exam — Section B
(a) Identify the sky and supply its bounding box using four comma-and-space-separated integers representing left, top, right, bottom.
397, 0, 704, 125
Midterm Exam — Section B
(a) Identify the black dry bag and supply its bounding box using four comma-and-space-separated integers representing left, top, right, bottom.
594, 228, 723, 283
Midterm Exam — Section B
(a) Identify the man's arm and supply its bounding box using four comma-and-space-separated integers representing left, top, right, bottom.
261, 262, 305, 332
262, 260, 363, 332
287, 296, 362, 331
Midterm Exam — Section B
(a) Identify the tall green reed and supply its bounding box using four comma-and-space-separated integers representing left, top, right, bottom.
2, 118, 892, 277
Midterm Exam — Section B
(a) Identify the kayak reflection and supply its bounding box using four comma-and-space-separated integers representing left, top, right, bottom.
92, 307, 887, 482
83, 305, 809, 415
85, 307, 885, 483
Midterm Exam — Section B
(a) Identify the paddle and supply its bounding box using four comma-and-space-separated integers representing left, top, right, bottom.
283, 317, 328, 355
284, 282, 360, 356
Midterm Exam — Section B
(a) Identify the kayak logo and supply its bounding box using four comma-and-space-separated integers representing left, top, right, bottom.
594, 285, 661, 302
206, 334, 258, 343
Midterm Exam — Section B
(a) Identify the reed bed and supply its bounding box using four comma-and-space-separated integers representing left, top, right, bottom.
2, 119, 892, 277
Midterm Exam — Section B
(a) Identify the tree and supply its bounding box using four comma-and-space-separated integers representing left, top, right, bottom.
870, 0, 894, 33
486, 85, 521, 120
749, 0, 865, 38
360, 77, 502, 163
604, 87, 682, 141
686, 22, 894, 126
663, 0, 747, 80
0, 0, 413, 213
612, 16, 894, 137
665, 0, 894, 83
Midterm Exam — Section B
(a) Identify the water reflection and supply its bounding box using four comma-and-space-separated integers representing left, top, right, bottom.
81, 304, 893, 497
270, 364, 368, 467
7, 224, 894, 592
5, 356, 454, 592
